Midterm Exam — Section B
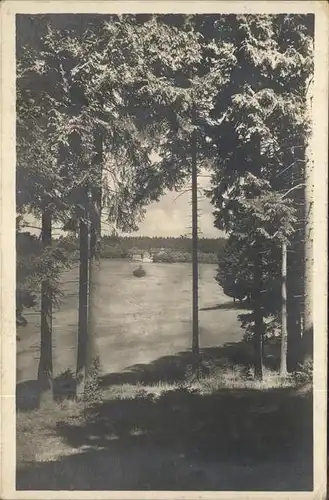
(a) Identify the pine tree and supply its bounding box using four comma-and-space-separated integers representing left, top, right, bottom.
207, 14, 313, 374
16, 15, 87, 396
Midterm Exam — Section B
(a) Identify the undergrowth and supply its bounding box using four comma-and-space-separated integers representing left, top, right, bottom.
51, 359, 310, 405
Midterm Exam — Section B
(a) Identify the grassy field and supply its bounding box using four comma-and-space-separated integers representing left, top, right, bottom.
16, 260, 313, 491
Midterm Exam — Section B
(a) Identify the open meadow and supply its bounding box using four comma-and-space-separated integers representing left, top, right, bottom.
17, 261, 242, 383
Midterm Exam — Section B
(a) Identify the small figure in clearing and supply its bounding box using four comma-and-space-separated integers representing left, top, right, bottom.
133, 265, 146, 278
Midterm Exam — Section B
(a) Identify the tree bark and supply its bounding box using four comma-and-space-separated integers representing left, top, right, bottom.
287, 302, 302, 372
86, 130, 102, 391
280, 242, 288, 375
88, 199, 101, 365
253, 249, 263, 381
37, 208, 53, 399
191, 126, 199, 361
76, 215, 89, 397
287, 245, 302, 372
285, 121, 304, 372
303, 78, 314, 363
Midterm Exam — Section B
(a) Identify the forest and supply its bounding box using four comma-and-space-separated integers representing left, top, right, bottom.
16, 13, 314, 491
56, 234, 225, 258
102, 234, 226, 253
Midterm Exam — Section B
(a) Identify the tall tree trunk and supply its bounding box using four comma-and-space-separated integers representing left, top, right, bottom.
287, 245, 302, 372
37, 208, 53, 399
253, 249, 264, 381
280, 242, 288, 375
76, 214, 89, 397
191, 126, 199, 362
86, 130, 102, 394
88, 199, 101, 365
303, 78, 314, 363
285, 128, 304, 372
287, 301, 302, 371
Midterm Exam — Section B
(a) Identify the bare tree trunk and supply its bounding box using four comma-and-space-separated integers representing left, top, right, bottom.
287, 245, 302, 372
88, 197, 101, 364
285, 128, 304, 372
191, 126, 199, 365
287, 291, 302, 372
76, 214, 89, 397
253, 250, 263, 381
303, 78, 314, 363
280, 242, 288, 375
86, 130, 102, 395
37, 208, 53, 400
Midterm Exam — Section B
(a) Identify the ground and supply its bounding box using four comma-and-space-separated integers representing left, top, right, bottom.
16, 260, 313, 491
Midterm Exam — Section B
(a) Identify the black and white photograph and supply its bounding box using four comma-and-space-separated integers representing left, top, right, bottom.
0, 0, 328, 497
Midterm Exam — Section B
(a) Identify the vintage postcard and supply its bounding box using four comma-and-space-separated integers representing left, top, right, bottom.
1, 0, 328, 498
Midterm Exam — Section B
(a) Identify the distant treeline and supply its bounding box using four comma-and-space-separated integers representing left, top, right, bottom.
58, 235, 226, 262
151, 250, 218, 264
102, 235, 226, 254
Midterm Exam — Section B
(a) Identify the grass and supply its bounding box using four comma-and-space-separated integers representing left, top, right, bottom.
100, 367, 298, 401
17, 400, 83, 464
18, 261, 243, 384
20, 368, 287, 465
16, 354, 313, 491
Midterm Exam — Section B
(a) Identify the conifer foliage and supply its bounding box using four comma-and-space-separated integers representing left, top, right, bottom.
208, 14, 313, 377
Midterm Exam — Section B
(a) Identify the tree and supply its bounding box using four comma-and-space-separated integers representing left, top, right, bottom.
143, 15, 236, 358
280, 241, 288, 375
216, 236, 253, 304
191, 120, 199, 359
214, 174, 296, 379
76, 212, 89, 397
16, 217, 39, 333
16, 15, 89, 396
303, 77, 314, 363
16, 101, 60, 397
38, 207, 53, 395
207, 14, 313, 374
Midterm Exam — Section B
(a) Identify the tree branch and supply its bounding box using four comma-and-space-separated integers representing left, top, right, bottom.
276, 160, 304, 178
281, 183, 305, 200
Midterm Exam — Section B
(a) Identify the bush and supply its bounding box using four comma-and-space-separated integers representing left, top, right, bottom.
293, 359, 313, 385
53, 369, 77, 402
101, 245, 129, 259
83, 357, 103, 404
152, 250, 217, 264
152, 251, 175, 263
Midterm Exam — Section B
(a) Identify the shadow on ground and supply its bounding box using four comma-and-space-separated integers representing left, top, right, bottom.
200, 301, 251, 311
16, 380, 41, 411
16, 340, 278, 410
99, 339, 278, 386
16, 371, 77, 411
17, 383, 313, 490
16, 340, 313, 491
15, 340, 261, 410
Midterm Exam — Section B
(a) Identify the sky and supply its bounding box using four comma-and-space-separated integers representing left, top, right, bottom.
121, 173, 222, 238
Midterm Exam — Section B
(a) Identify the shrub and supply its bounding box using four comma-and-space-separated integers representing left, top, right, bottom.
293, 359, 313, 385
83, 357, 103, 404
53, 369, 77, 402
